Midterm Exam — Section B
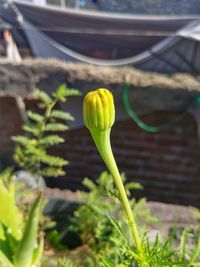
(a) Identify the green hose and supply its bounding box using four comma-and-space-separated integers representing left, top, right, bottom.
123, 83, 200, 133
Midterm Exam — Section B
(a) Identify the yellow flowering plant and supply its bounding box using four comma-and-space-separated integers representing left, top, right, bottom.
83, 88, 200, 267
83, 88, 145, 264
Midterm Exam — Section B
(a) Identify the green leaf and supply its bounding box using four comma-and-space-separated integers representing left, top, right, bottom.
13, 146, 25, 167
25, 146, 44, 157
31, 236, 44, 266
63, 88, 81, 97
0, 222, 19, 259
14, 194, 43, 267
82, 178, 96, 191
106, 188, 120, 200
0, 250, 15, 267
0, 181, 23, 240
22, 124, 40, 137
39, 155, 68, 167
54, 84, 68, 101
47, 230, 62, 248
35, 89, 52, 105
0, 168, 14, 185
179, 229, 187, 260
41, 167, 65, 177
45, 123, 69, 132
0, 221, 12, 261
187, 227, 200, 265
11, 136, 30, 146
99, 255, 114, 267
54, 84, 81, 101
27, 111, 43, 123
125, 182, 143, 191
39, 135, 65, 146
107, 216, 127, 244
51, 110, 74, 121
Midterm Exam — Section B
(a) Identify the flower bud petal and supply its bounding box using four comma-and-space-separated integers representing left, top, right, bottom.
83, 88, 115, 131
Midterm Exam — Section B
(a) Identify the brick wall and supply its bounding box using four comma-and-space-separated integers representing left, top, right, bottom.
0, 97, 200, 207
0, 97, 22, 165
47, 111, 200, 207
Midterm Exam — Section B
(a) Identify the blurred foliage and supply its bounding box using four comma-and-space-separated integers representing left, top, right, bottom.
190, 207, 200, 221
57, 257, 78, 267
0, 169, 43, 267
12, 84, 81, 179
64, 171, 157, 266
0, 169, 23, 241
100, 219, 200, 267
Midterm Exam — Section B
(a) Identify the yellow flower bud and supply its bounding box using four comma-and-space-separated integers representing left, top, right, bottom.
83, 88, 115, 131
83, 88, 142, 257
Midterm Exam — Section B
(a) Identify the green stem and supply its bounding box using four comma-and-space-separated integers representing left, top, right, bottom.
35, 100, 57, 185
90, 129, 142, 255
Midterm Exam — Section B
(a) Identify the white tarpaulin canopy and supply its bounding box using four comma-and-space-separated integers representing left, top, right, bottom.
179, 20, 200, 41
22, 18, 200, 73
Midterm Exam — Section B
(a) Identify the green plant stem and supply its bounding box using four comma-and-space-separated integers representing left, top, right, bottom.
90, 129, 142, 256
39, 99, 57, 140
35, 100, 57, 183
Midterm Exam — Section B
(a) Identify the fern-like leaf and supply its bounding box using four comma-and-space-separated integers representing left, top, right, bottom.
13, 146, 25, 167
45, 123, 69, 132
63, 88, 81, 96
11, 136, 30, 146
13, 85, 78, 178
63, 88, 81, 97
54, 84, 81, 102
27, 111, 43, 123
22, 124, 40, 136
82, 178, 97, 191
41, 167, 65, 177
39, 135, 65, 147
35, 89, 52, 105
125, 182, 143, 191
39, 155, 68, 167
51, 110, 74, 121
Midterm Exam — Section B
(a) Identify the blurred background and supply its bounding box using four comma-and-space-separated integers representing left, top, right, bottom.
0, 0, 200, 208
